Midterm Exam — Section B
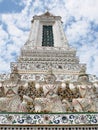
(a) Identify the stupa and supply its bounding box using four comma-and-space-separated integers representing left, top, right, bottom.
0, 11, 98, 129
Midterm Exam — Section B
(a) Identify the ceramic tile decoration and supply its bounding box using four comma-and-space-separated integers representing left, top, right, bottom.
0, 12, 98, 129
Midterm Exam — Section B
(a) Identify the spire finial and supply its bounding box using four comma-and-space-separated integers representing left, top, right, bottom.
46, 7, 49, 12
45, 5, 50, 12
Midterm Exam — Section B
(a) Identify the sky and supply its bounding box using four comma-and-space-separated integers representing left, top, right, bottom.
0, 0, 98, 77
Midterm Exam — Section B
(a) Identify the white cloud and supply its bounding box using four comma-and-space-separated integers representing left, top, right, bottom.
0, 25, 8, 41
66, 19, 90, 43
63, 0, 98, 22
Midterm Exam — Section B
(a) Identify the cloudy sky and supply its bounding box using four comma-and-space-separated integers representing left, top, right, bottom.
0, 0, 98, 77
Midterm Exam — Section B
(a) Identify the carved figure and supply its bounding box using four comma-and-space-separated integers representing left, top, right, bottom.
18, 95, 32, 112
72, 73, 96, 112
58, 81, 77, 112
34, 70, 63, 112
62, 99, 73, 112
0, 67, 32, 112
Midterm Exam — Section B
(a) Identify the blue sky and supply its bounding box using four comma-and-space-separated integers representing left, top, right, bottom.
0, 0, 98, 77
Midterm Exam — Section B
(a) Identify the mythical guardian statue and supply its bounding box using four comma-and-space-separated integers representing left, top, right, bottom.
0, 66, 32, 112
34, 70, 64, 112
72, 71, 96, 112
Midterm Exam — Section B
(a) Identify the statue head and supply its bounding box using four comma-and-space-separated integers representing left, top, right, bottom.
78, 73, 89, 82
78, 69, 89, 82
45, 69, 56, 84
10, 66, 21, 81
78, 74, 89, 82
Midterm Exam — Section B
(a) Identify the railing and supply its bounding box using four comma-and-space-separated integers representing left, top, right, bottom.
0, 126, 98, 130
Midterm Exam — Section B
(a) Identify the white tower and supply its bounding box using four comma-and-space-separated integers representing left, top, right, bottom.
10, 11, 86, 82
0, 11, 98, 129
27, 11, 68, 47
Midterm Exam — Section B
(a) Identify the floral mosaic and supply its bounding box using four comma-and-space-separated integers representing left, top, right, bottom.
0, 113, 98, 125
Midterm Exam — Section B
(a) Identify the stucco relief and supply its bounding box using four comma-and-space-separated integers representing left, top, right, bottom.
0, 67, 98, 113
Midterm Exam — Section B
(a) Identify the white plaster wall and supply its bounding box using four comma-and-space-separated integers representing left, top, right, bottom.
53, 20, 62, 47
53, 20, 68, 47
28, 20, 40, 46
58, 20, 68, 47
36, 23, 42, 46
34, 20, 40, 46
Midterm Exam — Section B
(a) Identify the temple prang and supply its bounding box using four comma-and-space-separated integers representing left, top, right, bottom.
0, 11, 98, 129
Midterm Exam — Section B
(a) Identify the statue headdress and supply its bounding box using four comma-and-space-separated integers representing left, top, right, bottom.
10, 66, 21, 80
78, 68, 88, 78
45, 69, 56, 82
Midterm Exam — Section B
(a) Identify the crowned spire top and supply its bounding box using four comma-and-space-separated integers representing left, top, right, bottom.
38, 11, 54, 17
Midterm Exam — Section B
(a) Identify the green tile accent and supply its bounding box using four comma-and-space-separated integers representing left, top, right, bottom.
42, 25, 54, 47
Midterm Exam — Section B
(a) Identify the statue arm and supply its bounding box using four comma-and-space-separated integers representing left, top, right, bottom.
23, 82, 28, 89
23, 95, 33, 102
